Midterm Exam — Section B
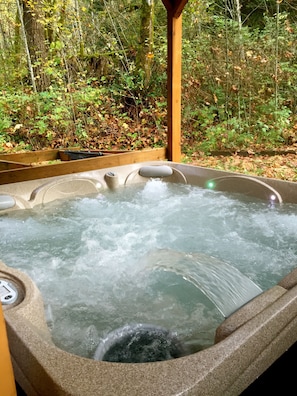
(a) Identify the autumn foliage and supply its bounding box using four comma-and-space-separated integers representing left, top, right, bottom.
1, 0, 297, 181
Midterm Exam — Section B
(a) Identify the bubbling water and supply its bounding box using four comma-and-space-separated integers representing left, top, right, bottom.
0, 179, 297, 359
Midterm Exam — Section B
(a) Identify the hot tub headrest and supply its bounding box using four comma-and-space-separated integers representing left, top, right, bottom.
125, 165, 187, 184
205, 175, 283, 204
139, 165, 174, 178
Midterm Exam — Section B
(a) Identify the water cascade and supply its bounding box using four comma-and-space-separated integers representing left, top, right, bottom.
144, 249, 263, 317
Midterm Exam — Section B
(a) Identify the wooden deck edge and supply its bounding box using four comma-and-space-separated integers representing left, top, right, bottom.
0, 150, 61, 163
0, 149, 130, 164
0, 148, 167, 185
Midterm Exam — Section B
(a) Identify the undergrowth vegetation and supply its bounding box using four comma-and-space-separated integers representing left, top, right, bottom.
0, 84, 168, 151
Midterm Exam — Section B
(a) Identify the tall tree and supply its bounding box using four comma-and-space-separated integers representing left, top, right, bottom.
21, 0, 50, 91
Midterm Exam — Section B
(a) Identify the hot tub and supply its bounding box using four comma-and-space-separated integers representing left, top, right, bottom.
1, 161, 297, 395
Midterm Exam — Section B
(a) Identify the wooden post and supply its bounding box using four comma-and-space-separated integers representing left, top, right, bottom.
0, 304, 16, 396
167, 11, 182, 162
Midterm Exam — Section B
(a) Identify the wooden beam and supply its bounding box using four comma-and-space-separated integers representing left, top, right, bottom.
0, 148, 166, 185
0, 304, 17, 396
0, 149, 130, 164
161, 0, 189, 16
0, 150, 60, 163
0, 161, 31, 171
173, 0, 189, 17
167, 11, 182, 162
161, 0, 172, 12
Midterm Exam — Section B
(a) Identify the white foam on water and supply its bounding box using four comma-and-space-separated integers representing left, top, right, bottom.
0, 179, 297, 358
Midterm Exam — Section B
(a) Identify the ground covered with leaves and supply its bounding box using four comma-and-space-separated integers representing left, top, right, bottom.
188, 150, 297, 182
1, 85, 297, 183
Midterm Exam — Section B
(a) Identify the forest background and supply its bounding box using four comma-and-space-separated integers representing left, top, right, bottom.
1, 0, 297, 180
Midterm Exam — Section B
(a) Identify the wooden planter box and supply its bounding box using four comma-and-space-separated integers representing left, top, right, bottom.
0, 148, 166, 185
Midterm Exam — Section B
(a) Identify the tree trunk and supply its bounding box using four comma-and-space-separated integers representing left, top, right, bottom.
22, 0, 50, 91
136, 0, 155, 87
